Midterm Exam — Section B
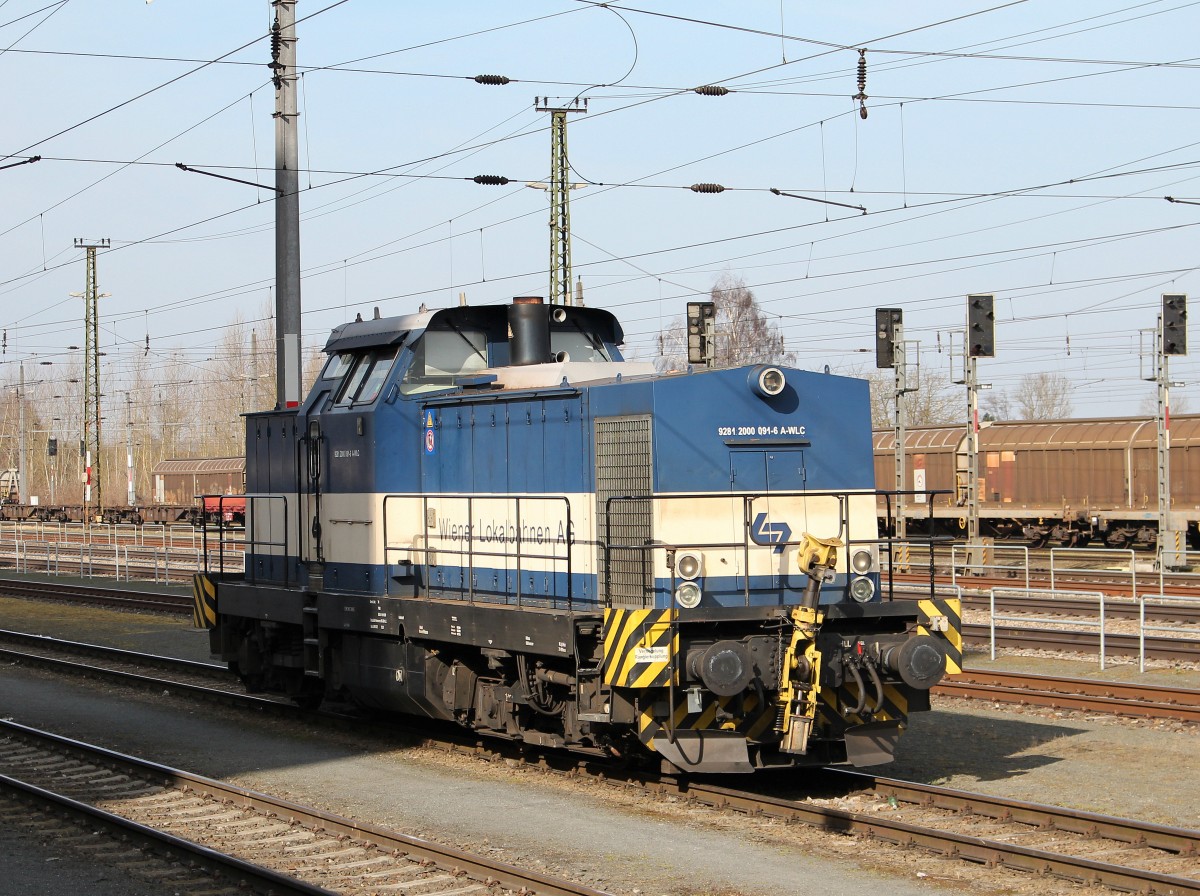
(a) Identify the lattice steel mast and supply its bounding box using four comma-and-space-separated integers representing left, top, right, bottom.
535, 98, 586, 305
75, 237, 109, 521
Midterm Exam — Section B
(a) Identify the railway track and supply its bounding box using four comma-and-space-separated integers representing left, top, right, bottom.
934, 669, 1200, 723
5, 629, 1200, 894
962, 622, 1200, 663
0, 575, 192, 612
687, 772, 1200, 896
0, 719, 606, 896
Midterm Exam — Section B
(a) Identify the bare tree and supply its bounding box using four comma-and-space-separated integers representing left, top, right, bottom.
657, 273, 795, 370
1011, 372, 1073, 420
1138, 391, 1191, 416
867, 367, 961, 428
981, 388, 1013, 422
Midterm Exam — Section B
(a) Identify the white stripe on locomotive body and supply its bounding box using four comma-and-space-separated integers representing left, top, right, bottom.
384, 491, 592, 572
244, 487, 879, 606
654, 489, 879, 581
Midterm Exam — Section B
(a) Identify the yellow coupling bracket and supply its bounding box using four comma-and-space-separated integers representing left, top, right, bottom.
776, 605, 823, 755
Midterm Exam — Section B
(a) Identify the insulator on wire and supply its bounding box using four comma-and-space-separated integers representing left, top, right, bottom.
474, 74, 511, 86
473, 175, 511, 186
693, 85, 729, 96
853, 48, 868, 120
269, 16, 283, 88
690, 183, 725, 194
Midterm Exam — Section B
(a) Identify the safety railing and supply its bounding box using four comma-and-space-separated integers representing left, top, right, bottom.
1137, 591, 1200, 673
383, 493, 577, 609
223, 494, 288, 583
989, 586, 1108, 669
950, 544, 1032, 592
0, 536, 232, 584
600, 489, 933, 609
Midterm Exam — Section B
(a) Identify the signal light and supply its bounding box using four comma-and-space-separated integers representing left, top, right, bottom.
687, 301, 715, 365
1163, 294, 1187, 355
967, 294, 995, 358
48, 438, 57, 457
875, 308, 901, 368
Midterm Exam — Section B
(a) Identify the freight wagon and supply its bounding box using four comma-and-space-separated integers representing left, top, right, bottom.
874, 416, 1200, 548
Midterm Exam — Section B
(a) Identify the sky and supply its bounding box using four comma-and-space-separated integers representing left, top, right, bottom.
3, 0, 1200, 424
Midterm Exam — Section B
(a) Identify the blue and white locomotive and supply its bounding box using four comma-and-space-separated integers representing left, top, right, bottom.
196, 296, 961, 773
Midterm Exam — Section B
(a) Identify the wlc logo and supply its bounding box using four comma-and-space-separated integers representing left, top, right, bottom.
750, 512, 792, 553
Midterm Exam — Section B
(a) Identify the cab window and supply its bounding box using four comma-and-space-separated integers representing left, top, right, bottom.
319, 353, 354, 383
550, 328, 612, 363
334, 348, 397, 406
400, 327, 488, 395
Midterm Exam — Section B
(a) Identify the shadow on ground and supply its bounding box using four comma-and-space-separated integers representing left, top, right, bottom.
885, 708, 1082, 784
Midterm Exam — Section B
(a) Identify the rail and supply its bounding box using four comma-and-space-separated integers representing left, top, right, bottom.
1050, 547, 1138, 599
950, 543, 1031, 590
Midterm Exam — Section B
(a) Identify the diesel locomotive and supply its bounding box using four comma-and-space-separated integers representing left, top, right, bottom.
195, 297, 961, 774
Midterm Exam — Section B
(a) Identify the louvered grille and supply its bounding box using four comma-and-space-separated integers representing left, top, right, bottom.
595, 416, 653, 608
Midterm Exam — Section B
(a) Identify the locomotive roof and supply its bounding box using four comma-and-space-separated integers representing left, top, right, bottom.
324, 302, 625, 354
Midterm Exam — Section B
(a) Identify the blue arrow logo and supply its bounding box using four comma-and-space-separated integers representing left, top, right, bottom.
751, 512, 792, 553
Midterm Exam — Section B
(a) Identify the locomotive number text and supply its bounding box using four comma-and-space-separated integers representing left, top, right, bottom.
717, 424, 806, 437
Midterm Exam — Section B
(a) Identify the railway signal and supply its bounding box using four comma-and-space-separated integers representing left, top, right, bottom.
875, 308, 902, 368
687, 301, 716, 367
877, 307, 911, 546
967, 294, 995, 358
1163, 294, 1187, 355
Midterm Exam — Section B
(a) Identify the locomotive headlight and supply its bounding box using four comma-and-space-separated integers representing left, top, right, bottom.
849, 576, 875, 602
675, 581, 703, 609
851, 547, 876, 574
749, 365, 786, 398
676, 550, 703, 580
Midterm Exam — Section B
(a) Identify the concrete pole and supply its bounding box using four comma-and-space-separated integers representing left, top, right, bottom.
274, 0, 302, 409
126, 392, 135, 506
892, 328, 907, 541
17, 363, 27, 505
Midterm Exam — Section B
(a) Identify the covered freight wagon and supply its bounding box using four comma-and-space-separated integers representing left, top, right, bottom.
873, 415, 1200, 548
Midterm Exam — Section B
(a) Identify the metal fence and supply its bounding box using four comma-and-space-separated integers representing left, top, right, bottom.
0, 531, 244, 584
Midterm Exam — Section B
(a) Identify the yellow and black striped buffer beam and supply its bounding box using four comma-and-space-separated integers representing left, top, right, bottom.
601, 608, 677, 688
192, 573, 217, 629
636, 690, 775, 748
918, 597, 963, 675
819, 682, 909, 731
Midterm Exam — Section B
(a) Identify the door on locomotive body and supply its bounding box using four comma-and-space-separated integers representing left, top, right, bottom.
729, 448, 815, 606
298, 347, 399, 573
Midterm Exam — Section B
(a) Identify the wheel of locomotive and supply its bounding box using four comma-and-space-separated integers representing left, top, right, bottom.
291, 680, 325, 711
228, 661, 266, 694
